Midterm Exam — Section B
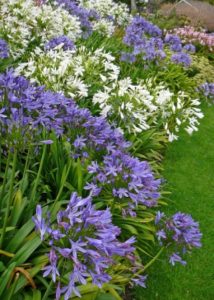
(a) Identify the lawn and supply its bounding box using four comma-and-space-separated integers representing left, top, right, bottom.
134, 103, 214, 300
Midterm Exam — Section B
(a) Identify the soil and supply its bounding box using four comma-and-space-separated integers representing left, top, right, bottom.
160, 0, 214, 31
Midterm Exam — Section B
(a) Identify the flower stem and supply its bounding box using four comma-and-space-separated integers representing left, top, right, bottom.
0, 148, 17, 248
137, 247, 164, 275
0, 150, 12, 211
51, 159, 72, 212
0, 249, 15, 257
29, 144, 47, 210
42, 280, 53, 300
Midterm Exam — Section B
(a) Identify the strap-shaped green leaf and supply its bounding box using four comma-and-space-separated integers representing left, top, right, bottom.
6, 219, 35, 252
0, 262, 16, 296
10, 235, 41, 265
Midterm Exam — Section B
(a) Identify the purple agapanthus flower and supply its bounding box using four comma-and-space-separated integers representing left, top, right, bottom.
122, 16, 192, 67
183, 43, 196, 53
120, 52, 136, 63
155, 211, 165, 224
171, 52, 191, 67
156, 229, 167, 241
132, 274, 148, 288
87, 151, 161, 208
165, 34, 182, 52
33, 192, 137, 299
56, 0, 99, 38
32, 205, 48, 240
45, 36, 75, 51
73, 135, 86, 149
122, 16, 163, 63
0, 38, 9, 59
198, 82, 214, 101
155, 211, 202, 266
169, 253, 187, 266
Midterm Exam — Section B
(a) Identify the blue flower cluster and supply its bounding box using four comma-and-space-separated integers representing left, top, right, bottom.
198, 82, 214, 102
45, 35, 75, 51
171, 52, 191, 67
33, 192, 136, 299
122, 16, 195, 67
56, 0, 99, 38
0, 38, 9, 59
0, 70, 125, 150
165, 34, 195, 67
122, 16, 164, 63
1, 70, 160, 295
86, 150, 160, 210
0, 69, 160, 210
155, 211, 202, 266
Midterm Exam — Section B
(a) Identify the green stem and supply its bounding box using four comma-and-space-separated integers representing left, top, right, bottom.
0, 249, 15, 257
20, 146, 32, 191
0, 150, 12, 211
77, 158, 83, 196
0, 149, 17, 248
0, 139, 2, 174
7, 272, 19, 300
42, 280, 53, 300
108, 287, 122, 300
30, 144, 47, 208
52, 159, 72, 212
136, 247, 164, 275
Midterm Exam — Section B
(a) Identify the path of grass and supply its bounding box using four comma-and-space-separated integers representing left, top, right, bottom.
134, 104, 214, 300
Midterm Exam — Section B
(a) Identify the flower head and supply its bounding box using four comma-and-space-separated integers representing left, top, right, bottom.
33, 192, 137, 299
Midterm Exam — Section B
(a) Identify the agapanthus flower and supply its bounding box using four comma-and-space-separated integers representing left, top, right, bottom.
122, 16, 163, 63
132, 274, 147, 288
33, 192, 137, 299
122, 16, 192, 67
164, 34, 182, 52
171, 52, 192, 67
32, 205, 49, 240
55, 0, 99, 38
45, 36, 75, 51
86, 150, 161, 208
183, 43, 196, 53
1, 70, 161, 239
169, 253, 187, 266
0, 70, 125, 151
15, 46, 119, 101
0, 38, 9, 59
198, 82, 214, 102
155, 211, 165, 224
92, 77, 203, 141
79, 0, 130, 27
0, 0, 81, 58
120, 52, 136, 63
155, 211, 202, 266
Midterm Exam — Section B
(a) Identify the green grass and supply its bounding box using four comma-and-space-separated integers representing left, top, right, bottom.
134, 103, 214, 300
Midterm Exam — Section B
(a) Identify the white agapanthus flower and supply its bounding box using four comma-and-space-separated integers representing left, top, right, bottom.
14, 36, 203, 142
79, 0, 131, 26
0, 0, 81, 58
92, 19, 116, 38
15, 46, 120, 101
92, 78, 203, 141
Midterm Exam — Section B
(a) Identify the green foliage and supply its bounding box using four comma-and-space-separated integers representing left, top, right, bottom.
190, 54, 214, 85
145, 10, 190, 31
127, 129, 168, 174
